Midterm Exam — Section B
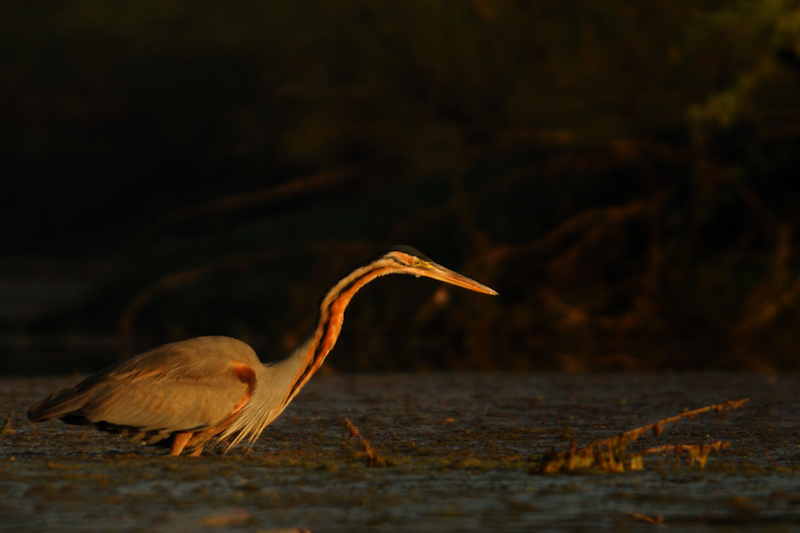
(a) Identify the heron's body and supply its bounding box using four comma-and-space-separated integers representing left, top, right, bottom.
28, 245, 497, 456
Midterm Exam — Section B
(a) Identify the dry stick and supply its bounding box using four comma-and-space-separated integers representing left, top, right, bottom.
720, 176, 790, 336
343, 418, 393, 467
616, 398, 750, 442
626, 512, 665, 526
635, 441, 730, 469
533, 398, 750, 474
0, 415, 13, 437
117, 154, 392, 257
114, 250, 284, 357
114, 240, 371, 358
738, 258, 800, 335
483, 201, 647, 268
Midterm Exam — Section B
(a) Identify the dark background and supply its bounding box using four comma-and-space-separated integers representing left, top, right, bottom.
3, 1, 800, 374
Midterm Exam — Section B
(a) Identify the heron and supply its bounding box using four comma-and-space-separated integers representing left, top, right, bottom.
28, 245, 497, 456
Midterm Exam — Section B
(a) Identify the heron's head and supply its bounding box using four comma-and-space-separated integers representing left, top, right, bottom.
378, 245, 498, 296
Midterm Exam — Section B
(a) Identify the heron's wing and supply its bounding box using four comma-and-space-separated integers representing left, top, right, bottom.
28, 336, 258, 435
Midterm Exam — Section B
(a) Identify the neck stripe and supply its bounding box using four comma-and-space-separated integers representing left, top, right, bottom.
283, 261, 395, 403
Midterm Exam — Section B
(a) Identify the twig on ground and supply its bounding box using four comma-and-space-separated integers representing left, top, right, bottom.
531, 398, 749, 474
635, 441, 730, 468
627, 512, 665, 526
0, 415, 13, 438
343, 418, 394, 467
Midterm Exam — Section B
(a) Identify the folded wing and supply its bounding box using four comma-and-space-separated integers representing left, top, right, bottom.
28, 337, 257, 442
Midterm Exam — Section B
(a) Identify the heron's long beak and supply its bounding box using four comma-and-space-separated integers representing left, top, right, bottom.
420, 262, 498, 296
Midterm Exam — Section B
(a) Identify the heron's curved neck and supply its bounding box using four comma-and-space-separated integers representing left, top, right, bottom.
280, 260, 398, 403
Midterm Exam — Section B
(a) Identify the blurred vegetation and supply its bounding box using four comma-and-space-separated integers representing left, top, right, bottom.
2, 1, 800, 373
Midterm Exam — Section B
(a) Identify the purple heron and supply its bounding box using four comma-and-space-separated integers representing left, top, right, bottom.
28, 245, 497, 456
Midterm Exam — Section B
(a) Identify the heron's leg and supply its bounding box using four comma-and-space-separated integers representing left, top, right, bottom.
170, 432, 193, 456
188, 446, 204, 457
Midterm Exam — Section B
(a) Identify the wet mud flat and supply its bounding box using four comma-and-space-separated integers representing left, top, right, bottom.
1, 373, 799, 532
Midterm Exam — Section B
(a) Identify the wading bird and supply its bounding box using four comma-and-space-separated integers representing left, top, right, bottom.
28, 245, 497, 456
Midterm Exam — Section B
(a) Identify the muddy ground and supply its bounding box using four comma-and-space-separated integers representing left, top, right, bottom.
1, 373, 799, 532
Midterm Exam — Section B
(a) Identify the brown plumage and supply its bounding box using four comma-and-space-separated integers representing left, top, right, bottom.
28, 245, 497, 456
